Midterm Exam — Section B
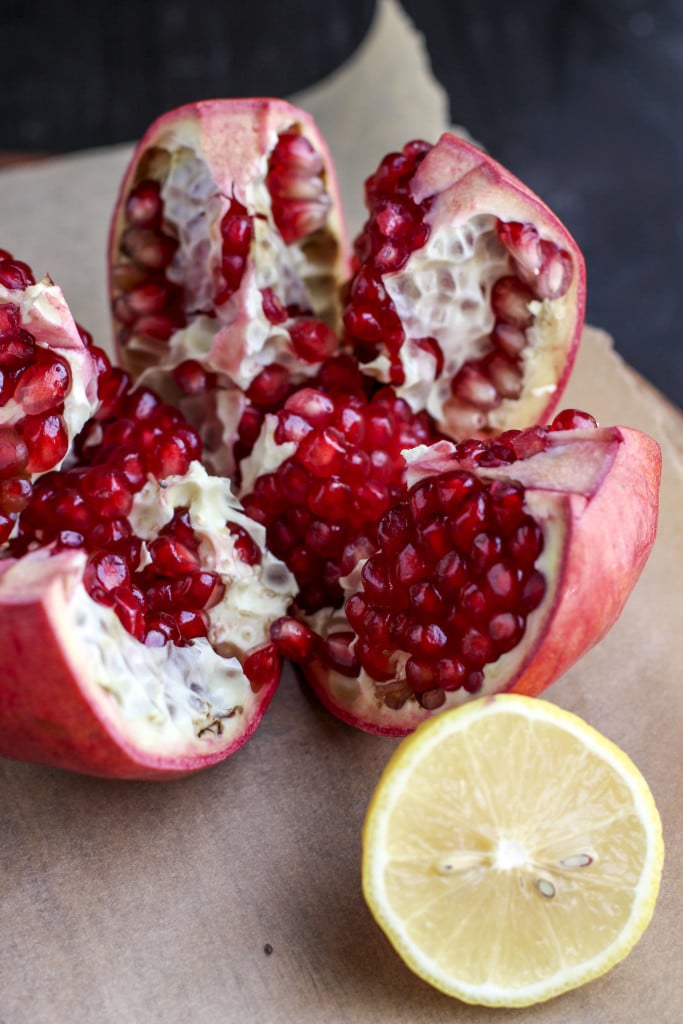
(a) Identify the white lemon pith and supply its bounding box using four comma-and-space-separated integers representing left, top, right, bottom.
362, 695, 664, 1007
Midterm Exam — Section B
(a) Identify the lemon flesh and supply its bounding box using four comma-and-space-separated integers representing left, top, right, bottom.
362, 695, 664, 1007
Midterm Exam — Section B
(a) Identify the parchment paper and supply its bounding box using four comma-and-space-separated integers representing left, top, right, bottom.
0, 3, 681, 1022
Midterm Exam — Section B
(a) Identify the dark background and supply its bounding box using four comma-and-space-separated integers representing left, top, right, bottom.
2, 0, 681, 409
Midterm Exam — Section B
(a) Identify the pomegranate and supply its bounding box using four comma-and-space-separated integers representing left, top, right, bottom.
0, 265, 296, 779
265, 412, 660, 735
343, 134, 586, 439
108, 98, 350, 474
0, 251, 99, 542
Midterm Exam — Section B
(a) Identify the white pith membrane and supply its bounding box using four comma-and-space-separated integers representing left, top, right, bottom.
364, 698, 664, 1005
118, 131, 343, 392
303, 429, 620, 725
363, 213, 572, 435
0, 279, 98, 450
0, 462, 296, 756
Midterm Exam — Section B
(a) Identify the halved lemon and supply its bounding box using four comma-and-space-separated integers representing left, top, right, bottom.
362, 694, 664, 1007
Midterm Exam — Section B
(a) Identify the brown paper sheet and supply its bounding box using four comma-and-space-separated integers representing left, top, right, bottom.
0, 2, 681, 1021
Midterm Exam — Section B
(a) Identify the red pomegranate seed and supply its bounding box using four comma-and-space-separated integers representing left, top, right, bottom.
144, 613, 182, 647
535, 240, 573, 299
491, 276, 535, 328
121, 228, 178, 270
243, 642, 282, 692
288, 319, 338, 363
14, 350, 71, 415
246, 364, 291, 408
0, 259, 35, 289
0, 474, 32, 513
261, 287, 288, 324
172, 359, 218, 396
227, 522, 262, 565
147, 536, 200, 578
125, 179, 163, 228
174, 608, 210, 642
83, 551, 130, 605
0, 329, 35, 369
270, 616, 317, 661
0, 427, 29, 478
113, 585, 146, 641
323, 631, 360, 677
550, 408, 598, 431
80, 467, 133, 519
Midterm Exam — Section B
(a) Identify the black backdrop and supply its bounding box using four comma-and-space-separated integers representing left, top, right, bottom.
2, 0, 682, 408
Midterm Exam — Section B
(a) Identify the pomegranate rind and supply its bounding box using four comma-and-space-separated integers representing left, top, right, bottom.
108, 98, 350, 389
301, 427, 661, 735
0, 549, 282, 779
350, 133, 586, 439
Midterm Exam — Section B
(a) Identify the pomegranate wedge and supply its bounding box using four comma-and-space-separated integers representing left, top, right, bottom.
344, 134, 586, 439
0, 253, 297, 779
108, 98, 350, 473
290, 414, 660, 735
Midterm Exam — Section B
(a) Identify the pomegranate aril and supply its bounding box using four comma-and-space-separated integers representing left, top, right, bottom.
247, 364, 291, 408
147, 536, 200, 577
83, 551, 130, 605
122, 228, 178, 270
460, 626, 496, 669
113, 585, 146, 641
509, 521, 544, 565
550, 408, 598, 431
270, 616, 317, 662
357, 642, 396, 682
520, 570, 546, 612
486, 352, 523, 400
436, 657, 467, 691
0, 510, 17, 542
405, 658, 437, 694
20, 413, 68, 473
0, 327, 35, 368
451, 363, 499, 410
227, 522, 262, 565
182, 571, 225, 610
323, 632, 360, 677
174, 609, 210, 642
0, 474, 32, 513
488, 612, 525, 652
125, 179, 163, 228
0, 427, 29, 479
491, 275, 535, 328
0, 259, 35, 289
14, 351, 71, 415
535, 240, 573, 299
450, 492, 492, 550
288, 319, 338, 363
492, 320, 527, 358
80, 468, 133, 519
297, 426, 346, 477
144, 613, 182, 648
173, 359, 218, 396
243, 643, 282, 693
135, 312, 184, 342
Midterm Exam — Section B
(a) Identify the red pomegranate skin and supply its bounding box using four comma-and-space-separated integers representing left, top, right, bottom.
0, 551, 280, 779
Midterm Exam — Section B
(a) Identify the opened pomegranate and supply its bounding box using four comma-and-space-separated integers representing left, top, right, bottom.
267, 411, 660, 735
0, 268, 296, 778
0, 251, 99, 542
108, 98, 350, 474
344, 134, 585, 439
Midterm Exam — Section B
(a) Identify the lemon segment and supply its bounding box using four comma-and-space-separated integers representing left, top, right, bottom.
362, 695, 664, 1007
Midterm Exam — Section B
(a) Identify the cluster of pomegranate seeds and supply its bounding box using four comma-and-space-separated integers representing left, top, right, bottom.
266, 129, 332, 244
9, 350, 238, 646
112, 179, 187, 346
327, 409, 599, 709
214, 198, 254, 306
449, 220, 575, 419
343, 140, 434, 384
0, 255, 77, 541
241, 363, 438, 612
